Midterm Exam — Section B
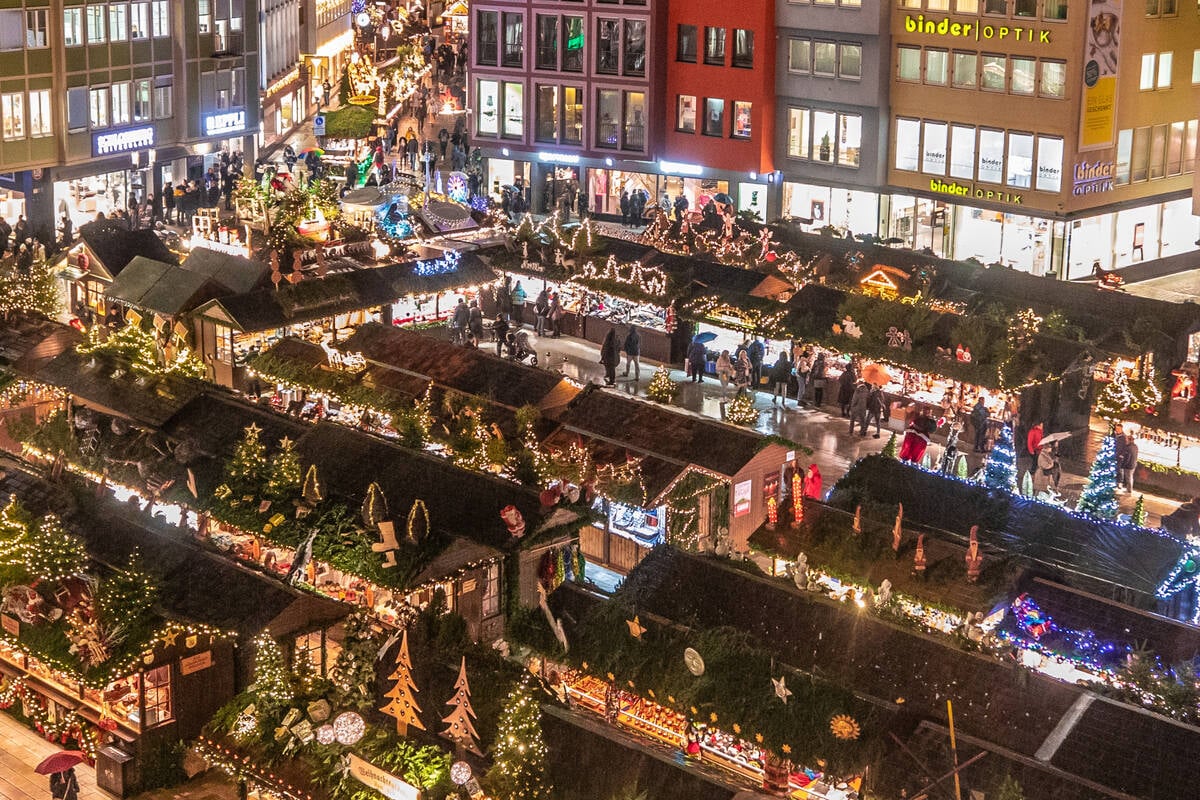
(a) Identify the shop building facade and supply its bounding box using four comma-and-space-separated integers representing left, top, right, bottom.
0, 1, 259, 240
301, 0, 354, 112
259, 0, 305, 152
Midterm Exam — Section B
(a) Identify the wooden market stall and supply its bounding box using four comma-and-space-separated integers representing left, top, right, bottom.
62, 220, 179, 321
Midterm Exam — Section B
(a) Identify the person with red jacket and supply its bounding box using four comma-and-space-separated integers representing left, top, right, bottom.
1027, 422, 1044, 459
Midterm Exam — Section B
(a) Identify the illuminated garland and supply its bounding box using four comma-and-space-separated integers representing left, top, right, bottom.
577, 255, 668, 297
0, 676, 100, 758
687, 295, 787, 338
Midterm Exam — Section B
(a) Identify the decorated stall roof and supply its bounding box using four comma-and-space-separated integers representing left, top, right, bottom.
181, 247, 273, 295
0, 313, 82, 373
105, 256, 223, 318
373, 250, 498, 297
75, 219, 179, 280
192, 268, 398, 332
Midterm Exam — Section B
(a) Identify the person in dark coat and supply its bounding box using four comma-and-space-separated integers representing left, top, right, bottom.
438, 127, 450, 161
837, 362, 858, 417
619, 190, 631, 227
451, 297, 470, 344
1116, 431, 1138, 493
770, 350, 793, 406
687, 338, 708, 383
534, 289, 549, 336
969, 397, 990, 452
863, 385, 887, 438
848, 382, 871, 436
493, 314, 509, 357
747, 337, 765, 388
622, 325, 641, 381
810, 352, 827, 406
467, 300, 484, 346
51, 767, 80, 800
599, 328, 620, 386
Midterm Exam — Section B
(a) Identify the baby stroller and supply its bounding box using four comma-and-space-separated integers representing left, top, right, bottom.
505, 329, 538, 366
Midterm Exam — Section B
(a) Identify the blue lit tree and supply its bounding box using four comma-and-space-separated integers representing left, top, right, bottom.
983, 424, 1017, 492
1076, 435, 1119, 519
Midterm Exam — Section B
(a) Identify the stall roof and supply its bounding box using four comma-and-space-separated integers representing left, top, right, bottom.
105, 256, 221, 317
375, 251, 497, 297
0, 313, 82, 373
192, 268, 398, 332
411, 536, 504, 587
76, 220, 179, 280
182, 247, 272, 294
540, 428, 688, 503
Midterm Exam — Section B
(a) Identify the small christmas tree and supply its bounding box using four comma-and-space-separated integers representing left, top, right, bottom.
0, 259, 63, 319
487, 676, 552, 800
361, 482, 389, 528
95, 549, 159, 625
881, 432, 898, 458
265, 437, 302, 500
302, 464, 324, 505
249, 632, 293, 711
25, 514, 88, 582
1076, 435, 1119, 519
983, 424, 1017, 492
724, 393, 759, 427
380, 630, 425, 736
228, 424, 267, 494
645, 368, 678, 403
441, 657, 482, 755
331, 611, 378, 711
1132, 494, 1147, 526
0, 496, 32, 567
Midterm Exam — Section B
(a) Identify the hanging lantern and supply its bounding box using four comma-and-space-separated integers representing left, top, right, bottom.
766, 495, 778, 529
791, 471, 803, 529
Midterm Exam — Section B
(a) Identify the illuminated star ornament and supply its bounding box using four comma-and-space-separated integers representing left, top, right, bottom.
626, 615, 647, 640
161, 629, 180, 647
772, 675, 793, 704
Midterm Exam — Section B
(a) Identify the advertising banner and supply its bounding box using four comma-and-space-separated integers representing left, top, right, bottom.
1079, 0, 1121, 151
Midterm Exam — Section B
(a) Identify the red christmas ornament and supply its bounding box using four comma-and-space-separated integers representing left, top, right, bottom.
765, 251, 777, 263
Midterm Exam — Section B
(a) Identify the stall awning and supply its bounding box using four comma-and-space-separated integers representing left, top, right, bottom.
105, 256, 219, 317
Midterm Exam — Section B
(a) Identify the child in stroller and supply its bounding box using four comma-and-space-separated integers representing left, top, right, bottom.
505, 329, 538, 366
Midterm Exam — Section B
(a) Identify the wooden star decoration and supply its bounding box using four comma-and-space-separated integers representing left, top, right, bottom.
245, 423, 262, 437
161, 629, 180, 647
772, 675, 793, 704
626, 615, 646, 640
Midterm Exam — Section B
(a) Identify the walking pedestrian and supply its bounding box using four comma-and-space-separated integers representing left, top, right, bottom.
733, 350, 751, 396
804, 464, 823, 500
969, 396, 989, 452
716, 350, 734, 397
622, 325, 641, 381
1034, 442, 1061, 495
837, 362, 857, 417
1116, 430, 1138, 493
770, 350, 793, 406
51, 767, 80, 800
511, 280, 527, 325
534, 288, 549, 336
451, 296, 470, 344
493, 314, 509, 357
864, 384, 886, 438
619, 190, 630, 227
438, 127, 450, 161
810, 352, 827, 406
599, 328, 620, 386
747, 336, 765, 390
549, 293, 563, 338
687, 337, 708, 382
848, 382, 871, 436
467, 299, 484, 346
793, 345, 812, 407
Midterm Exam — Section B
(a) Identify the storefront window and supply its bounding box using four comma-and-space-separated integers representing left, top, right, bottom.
1160, 198, 1199, 257
536, 15, 558, 70
596, 89, 619, 148
1011, 57, 1035, 94
922, 121, 948, 175
677, 95, 696, 133
898, 46, 920, 81
790, 39, 812, 74
142, 665, 172, 727
703, 98, 724, 137
1035, 136, 1063, 192
678, 25, 697, 63
1006, 132, 1033, 188
1040, 61, 1066, 97
839, 114, 862, 167
895, 118, 920, 171
1, 93, 23, 140
952, 52, 977, 88
535, 85, 558, 142
563, 86, 583, 144
502, 13, 523, 68
563, 17, 584, 72
732, 101, 752, 139
977, 129, 1004, 183
623, 20, 645, 76
982, 54, 1006, 90
597, 19, 619, 74
477, 80, 499, 135
949, 125, 975, 179
788, 108, 810, 159
476, 11, 497, 65
705, 26, 725, 65
813, 110, 836, 163
503, 82, 523, 138
926, 49, 948, 84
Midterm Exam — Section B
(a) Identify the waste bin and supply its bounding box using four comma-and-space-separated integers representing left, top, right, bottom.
95, 744, 136, 798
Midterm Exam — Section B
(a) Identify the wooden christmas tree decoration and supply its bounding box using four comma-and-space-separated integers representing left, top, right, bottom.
440, 657, 482, 755
380, 631, 425, 736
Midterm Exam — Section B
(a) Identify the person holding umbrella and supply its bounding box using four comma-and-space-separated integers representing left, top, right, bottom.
38, 751, 85, 800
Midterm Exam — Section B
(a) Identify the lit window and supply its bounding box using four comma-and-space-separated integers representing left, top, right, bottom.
956, 0, 979, 11
1035, 135, 1063, 191
1040, 61, 1066, 97
895, 117, 920, 172
926, 50, 948, 85
153, 80, 172, 119
197, 0, 211, 34
981, 54, 1006, 90
789, 39, 811, 74
788, 107, 810, 159
596, 88, 619, 148
141, 665, 172, 727
131, 2, 149, 39
562, 16, 583, 72
897, 46, 920, 81
111, 82, 131, 126
482, 564, 501, 618
977, 128, 1004, 183
676, 94, 696, 133
64, 9, 83, 47
1141, 53, 1157, 90
503, 82, 523, 138
1011, 57, 1035, 94
563, 86, 583, 144
1157, 51, 1173, 88
813, 41, 837, 76
840, 44, 862, 79
839, 113, 862, 167
812, 110, 836, 163
703, 98, 725, 137
949, 125, 976, 179
704, 27, 725, 65
535, 85, 558, 142
89, 86, 110, 128
1114, 128, 1132, 184
952, 51, 977, 88
476, 79, 498, 135
28, 90, 50, 137
1007, 131, 1034, 188
732, 101, 752, 139
25, 9, 47, 48
109, 3, 129, 42
86, 5, 106, 43
922, 121, 948, 175
1, 93, 24, 140
151, 1, 170, 37
1193, 50, 1200, 84
134, 79, 152, 122
623, 90, 645, 150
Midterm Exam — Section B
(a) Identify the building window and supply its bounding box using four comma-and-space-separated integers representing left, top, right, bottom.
812, 111, 835, 162
896, 118, 920, 171
1114, 128, 1130, 184
1157, 51, 1173, 88
1146, 0, 1178, 14
130, 2, 149, 39
597, 19, 619, 74
813, 41, 836, 76
1, 93, 24, 140
926, 49, 948, 85
535, 85, 558, 141
677, 25, 697, 63
1130, 126, 1151, 181
792, 37, 811, 73
89, 87, 109, 128
596, 88, 619, 148
1140, 53, 1156, 90
109, 3, 128, 42
477, 79, 499, 135
111, 82, 130, 126
1193, 50, 1200, 84
677, 94, 696, 132
788, 108, 810, 159
1040, 60, 1066, 97
923, 121, 948, 175
703, 98, 725, 136
1035, 135, 1063, 191
732, 101, 752, 138
562, 16, 584, 72
840, 44, 862, 79
897, 46, 920, 81
1015, 0, 1036, 16
563, 86, 583, 144
1149, 123, 1168, 178
86, 5, 106, 43
1166, 121, 1186, 175
956, 0, 979, 11
623, 90, 645, 150
482, 564, 500, 618
623, 20, 645, 76
476, 11, 497, 66
134, 79, 151, 121
704, 27, 725, 66
64, 8, 83, 47
28, 89, 50, 137
978, 128, 1005, 183
949, 124, 975, 179
536, 15, 558, 70
984, 0, 1007, 13
732, 29, 754, 69
142, 665, 172, 727
981, 54, 1006, 90
502, 13, 523, 68
839, 114, 862, 167
952, 52, 977, 88
503, 81, 523, 137
1185, 120, 1198, 172
151, 1, 169, 37
1043, 0, 1067, 18
928, 0, 950, 10
153, 80, 172, 119
25, 9, 47, 47
1011, 56, 1035, 94
67, 87, 87, 132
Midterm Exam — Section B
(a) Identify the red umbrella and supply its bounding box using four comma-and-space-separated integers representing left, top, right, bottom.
35, 751, 87, 775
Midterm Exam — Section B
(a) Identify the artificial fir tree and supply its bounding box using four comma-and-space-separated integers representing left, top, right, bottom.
1133, 494, 1147, 527
645, 369, 678, 403
881, 432, 898, 458
25, 514, 88, 582
0, 259, 63, 319
440, 657, 482, 755
227, 424, 268, 495
487, 676, 552, 800
380, 630, 425, 735
265, 437, 302, 500
95, 549, 159, 623
0, 496, 31, 567
330, 611, 378, 710
249, 632, 293, 712
1076, 435, 1120, 519
983, 424, 1017, 492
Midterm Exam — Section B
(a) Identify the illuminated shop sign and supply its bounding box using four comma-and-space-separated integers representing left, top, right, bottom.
1072, 160, 1115, 195
204, 110, 246, 137
538, 151, 581, 165
903, 15, 1051, 43
92, 126, 155, 157
929, 178, 1023, 205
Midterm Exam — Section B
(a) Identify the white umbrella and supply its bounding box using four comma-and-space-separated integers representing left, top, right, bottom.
1040, 431, 1072, 445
